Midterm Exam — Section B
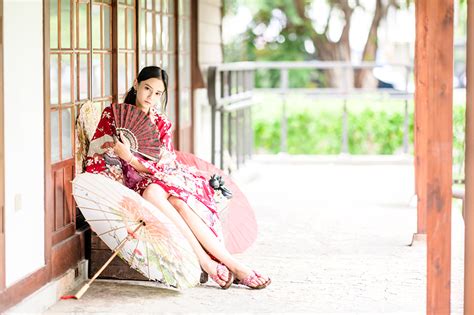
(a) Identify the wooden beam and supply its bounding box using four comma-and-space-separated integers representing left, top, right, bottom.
415, 1, 454, 314
464, 1, 474, 313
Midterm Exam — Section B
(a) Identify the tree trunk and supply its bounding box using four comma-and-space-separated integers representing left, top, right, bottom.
314, 35, 354, 89
293, 0, 395, 89
354, 0, 392, 88
296, 0, 354, 88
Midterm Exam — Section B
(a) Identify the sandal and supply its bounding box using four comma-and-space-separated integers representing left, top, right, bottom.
207, 263, 234, 290
200, 271, 208, 284
234, 270, 271, 289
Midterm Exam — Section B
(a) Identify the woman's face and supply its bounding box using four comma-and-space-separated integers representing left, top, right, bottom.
134, 77, 165, 111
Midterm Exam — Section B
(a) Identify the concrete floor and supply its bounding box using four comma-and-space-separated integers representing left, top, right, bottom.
43, 155, 465, 314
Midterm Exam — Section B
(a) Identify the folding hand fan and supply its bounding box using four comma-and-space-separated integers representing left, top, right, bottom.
111, 103, 161, 160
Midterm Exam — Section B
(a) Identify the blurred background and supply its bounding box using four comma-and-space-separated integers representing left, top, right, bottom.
221, 0, 467, 187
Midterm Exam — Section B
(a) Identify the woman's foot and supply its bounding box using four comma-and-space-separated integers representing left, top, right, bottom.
203, 260, 234, 289
233, 266, 271, 289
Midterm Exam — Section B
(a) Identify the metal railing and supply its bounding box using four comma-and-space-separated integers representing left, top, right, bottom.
207, 61, 414, 171
207, 63, 255, 172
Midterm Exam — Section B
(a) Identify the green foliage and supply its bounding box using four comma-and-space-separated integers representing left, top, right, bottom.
253, 101, 467, 180
347, 109, 407, 154
224, 0, 467, 88
453, 104, 466, 181
224, 0, 317, 87
253, 106, 411, 155
253, 119, 282, 153
253, 95, 416, 155
286, 110, 342, 154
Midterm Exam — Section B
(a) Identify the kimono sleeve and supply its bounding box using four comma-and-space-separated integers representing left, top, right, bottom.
84, 106, 117, 174
156, 114, 174, 152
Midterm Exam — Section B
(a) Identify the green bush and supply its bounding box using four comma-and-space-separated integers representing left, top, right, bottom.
254, 107, 413, 155
253, 99, 466, 181
347, 109, 408, 154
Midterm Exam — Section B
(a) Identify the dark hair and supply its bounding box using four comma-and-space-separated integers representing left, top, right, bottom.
123, 66, 169, 111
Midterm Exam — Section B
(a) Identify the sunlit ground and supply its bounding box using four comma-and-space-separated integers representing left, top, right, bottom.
44, 155, 464, 314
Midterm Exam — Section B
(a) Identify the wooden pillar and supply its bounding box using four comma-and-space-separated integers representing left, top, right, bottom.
464, 1, 474, 313
0, 0, 4, 292
414, 0, 428, 237
415, 1, 454, 314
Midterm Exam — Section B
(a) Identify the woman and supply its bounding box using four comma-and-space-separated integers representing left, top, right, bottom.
85, 66, 270, 290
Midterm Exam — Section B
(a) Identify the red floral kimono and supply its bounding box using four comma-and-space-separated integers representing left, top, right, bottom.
85, 104, 223, 241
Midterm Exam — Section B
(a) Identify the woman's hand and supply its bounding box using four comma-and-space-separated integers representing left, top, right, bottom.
113, 132, 133, 161
113, 132, 149, 173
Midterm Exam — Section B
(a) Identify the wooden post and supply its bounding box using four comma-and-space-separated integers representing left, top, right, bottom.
0, 0, 4, 292
464, 1, 474, 313
416, 1, 454, 314
280, 69, 288, 153
414, 0, 428, 236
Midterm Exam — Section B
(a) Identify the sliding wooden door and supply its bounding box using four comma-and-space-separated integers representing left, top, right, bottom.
137, 0, 194, 151
45, 0, 194, 276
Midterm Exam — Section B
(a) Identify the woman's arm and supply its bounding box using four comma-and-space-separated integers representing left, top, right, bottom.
128, 154, 151, 173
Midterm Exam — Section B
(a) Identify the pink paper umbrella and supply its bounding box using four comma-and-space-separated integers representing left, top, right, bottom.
175, 151, 258, 254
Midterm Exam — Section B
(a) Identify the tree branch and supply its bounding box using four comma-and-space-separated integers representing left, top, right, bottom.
337, 1, 354, 45
323, 5, 333, 36
294, 0, 306, 21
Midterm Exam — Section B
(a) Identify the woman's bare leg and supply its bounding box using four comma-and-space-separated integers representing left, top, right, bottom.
168, 196, 269, 286
142, 184, 228, 286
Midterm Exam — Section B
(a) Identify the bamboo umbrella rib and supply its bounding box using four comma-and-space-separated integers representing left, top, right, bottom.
141, 227, 178, 266
141, 227, 198, 287
147, 232, 176, 285
128, 235, 142, 269
85, 218, 137, 223
73, 194, 133, 216
142, 227, 192, 282
74, 203, 124, 217
96, 222, 141, 238
79, 180, 163, 222
73, 178, 136, 203
141, 225, 196, 262
144, 233, 151, 279
72, 188, 130, 210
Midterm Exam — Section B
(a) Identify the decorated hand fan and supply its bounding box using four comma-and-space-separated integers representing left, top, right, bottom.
112, 103, 161, 160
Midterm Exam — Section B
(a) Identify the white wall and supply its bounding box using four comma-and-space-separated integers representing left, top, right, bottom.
194, 0, 223, 162
4, 0, 45, 287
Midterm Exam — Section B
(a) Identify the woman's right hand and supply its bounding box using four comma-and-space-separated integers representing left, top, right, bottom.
113, 132, 132, 161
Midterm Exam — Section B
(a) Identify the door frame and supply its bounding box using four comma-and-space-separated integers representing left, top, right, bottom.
43, 0, 52, 272
0, 0, 5, 292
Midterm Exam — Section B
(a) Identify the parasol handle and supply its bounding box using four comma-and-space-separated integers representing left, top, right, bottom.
71, 222, 144, 299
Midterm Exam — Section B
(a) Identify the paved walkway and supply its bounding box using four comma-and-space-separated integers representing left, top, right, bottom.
44, 155, 464, 314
